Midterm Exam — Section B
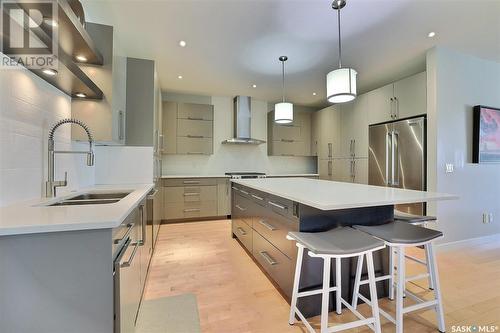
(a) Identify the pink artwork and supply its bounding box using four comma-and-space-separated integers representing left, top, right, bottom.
474, 106, 500, 163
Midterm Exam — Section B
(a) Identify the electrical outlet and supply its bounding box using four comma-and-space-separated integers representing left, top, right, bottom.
445, 163, 454, 173
489, 213, 494, 223
483, 213, 491, 224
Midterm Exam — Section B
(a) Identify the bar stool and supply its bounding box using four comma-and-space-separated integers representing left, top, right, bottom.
287, 227, 385, 333
394, 212, 438, 290
352, 221, 445, 333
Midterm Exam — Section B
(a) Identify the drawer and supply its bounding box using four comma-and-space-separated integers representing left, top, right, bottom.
252, 230, 293, 297
177, 136, 213, 155
253, 212, 298, 259
162, 178, 217, 187
164, 200, 217, 220
232, 192, 253, 226
164, 185, 217, 203
177, 103, 213, 121
232, 218, 252, 253
267, 195, 294, 219
248, 189, 267, 207
177, 119, 213, 138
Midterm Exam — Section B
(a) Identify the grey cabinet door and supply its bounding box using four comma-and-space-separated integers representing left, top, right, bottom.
177, 103, 213, 120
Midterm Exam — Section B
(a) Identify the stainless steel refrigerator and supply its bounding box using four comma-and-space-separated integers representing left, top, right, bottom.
368, 116, 426, 215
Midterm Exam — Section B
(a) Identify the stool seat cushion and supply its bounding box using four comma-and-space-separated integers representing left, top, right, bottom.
287, 227, 385, 255
394, 211, 437, 224
353, 221, 443, 244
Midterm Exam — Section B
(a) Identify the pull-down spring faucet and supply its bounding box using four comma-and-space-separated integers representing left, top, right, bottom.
46, 119, 94, 198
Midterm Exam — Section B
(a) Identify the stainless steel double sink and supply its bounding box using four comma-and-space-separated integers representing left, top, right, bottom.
48, 191, 132, 206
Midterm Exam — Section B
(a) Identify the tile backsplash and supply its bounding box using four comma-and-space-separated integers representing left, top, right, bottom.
0, 55, 95, 207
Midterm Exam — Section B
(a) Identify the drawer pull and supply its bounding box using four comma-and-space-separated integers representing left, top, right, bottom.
183, 208, 200, 212
268, 201, 287, 211
259, 220, 277, 231
239, 189, 249, 195
235, 204, 246, 211
114, 223, 134, 244
187, 117, 204, 121
183, 192, 200, 196
187, 135, 204, 138
183, 180, 200, 184
187, 152, 205, 155
251, 194, 264, 201
259, 251, 278, 266
237, 227, 247, 236
281, 139, 294, 143
231, 186, 239, 192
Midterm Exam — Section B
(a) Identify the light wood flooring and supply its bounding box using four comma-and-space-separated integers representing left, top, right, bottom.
142, 220, 500, 333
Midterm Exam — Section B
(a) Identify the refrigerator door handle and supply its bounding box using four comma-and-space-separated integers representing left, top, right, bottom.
386, 131, 392, 185
392, 130, 400, 186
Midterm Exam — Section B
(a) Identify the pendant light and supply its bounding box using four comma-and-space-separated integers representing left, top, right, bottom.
326, 0, 357, 103
274, 56, 293, 124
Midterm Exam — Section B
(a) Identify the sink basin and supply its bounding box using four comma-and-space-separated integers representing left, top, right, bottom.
68, 192, 131, 201
49, 199, 121, 206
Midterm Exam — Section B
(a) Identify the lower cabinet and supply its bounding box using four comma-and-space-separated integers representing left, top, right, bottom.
231, 185, 298, 298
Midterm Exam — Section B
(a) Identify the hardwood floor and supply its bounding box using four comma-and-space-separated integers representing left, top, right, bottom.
143, 220, 500, 333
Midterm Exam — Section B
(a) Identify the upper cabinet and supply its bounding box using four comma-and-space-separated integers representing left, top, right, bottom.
367, 71, 426, 125
267, 110, 312, 157
162, 102, 214, 155
71, 23, 126, 144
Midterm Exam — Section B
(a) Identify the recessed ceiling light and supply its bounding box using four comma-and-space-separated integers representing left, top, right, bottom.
75, 93, 87, 98
179, 40, 187, 47
43, 18, 58, 27
177, 75, 183, 79
252, 84, 257, 88
428, 31, 436, 38
42, 68, 57, 76
75, 55, 87, 62
312, 92, 317, 96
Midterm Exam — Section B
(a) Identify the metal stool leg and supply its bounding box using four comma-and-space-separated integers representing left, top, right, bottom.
389, 246, 395, 300
336, 258, 342, 315
366, 252, 382, 333
395, 246, 405, 333
426, 243, 446, 332
351, 254, 364, 310
321, 257, 331, 333
289, 245, 304, 325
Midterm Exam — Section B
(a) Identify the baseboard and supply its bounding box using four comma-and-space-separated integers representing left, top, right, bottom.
436, 232, 500, 252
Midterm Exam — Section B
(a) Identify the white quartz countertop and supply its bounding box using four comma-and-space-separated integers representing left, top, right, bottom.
231, 178, 457, 211
161, 175, 229, 178
0, 183, 154, 236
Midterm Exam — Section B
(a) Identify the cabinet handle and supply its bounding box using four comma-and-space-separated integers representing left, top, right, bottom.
281, 154, 295, 156
259, 220, 277, 231
183, 208, 200, 212
328, 142, 332, 158
183, 180, 200, 184
281, 139, 294, 142
259, 251, 278, 265
353, 159, 356, 182
187, 117, 204, 121
187, 135, 204, 138
237, 227, 247, 236
139, 204, 146, 246
159, 134, 164, 153
394, 97, 399, 119
239, 189, 249, 195
183, 192, 200, 196
235, 204, 246, 211
187, 152, 204, 155
231, 186, 239, 192
118, 110, 124, 140
121, 242, 140, 268
328, 160, 332, 176
390, 97, 394, 119
268, 200, 287, 211
251, 194, 264, 201
114, 223, 134, 244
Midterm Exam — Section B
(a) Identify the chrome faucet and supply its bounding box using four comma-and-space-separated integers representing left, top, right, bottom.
46, 119, 94, 197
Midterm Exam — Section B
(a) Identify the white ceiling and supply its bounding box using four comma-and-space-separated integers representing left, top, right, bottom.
82, 0, 500, 108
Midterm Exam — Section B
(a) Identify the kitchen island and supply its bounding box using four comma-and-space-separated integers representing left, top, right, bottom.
230, 178, 456, 317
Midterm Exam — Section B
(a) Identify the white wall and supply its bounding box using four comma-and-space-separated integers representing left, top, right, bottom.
94, 146, 153, 185
427, 47, 500, 243
0, 56, 95, 206
161, 95, 317, 175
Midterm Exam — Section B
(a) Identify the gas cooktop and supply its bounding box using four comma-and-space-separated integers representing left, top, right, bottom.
225, 172, 266, 179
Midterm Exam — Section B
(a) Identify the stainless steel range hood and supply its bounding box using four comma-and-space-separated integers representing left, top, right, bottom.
222, 96, 266, 145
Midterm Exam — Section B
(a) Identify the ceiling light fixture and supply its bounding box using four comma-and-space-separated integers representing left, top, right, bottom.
326, 0, 357, 104
179, 40, 187, 47
42, 68, 57, 76
252, 84, 257, 88
313, 92, 317, 96
75, 93, 86, 98
177, 75, 183, 79
75, 55, 87, 62
428, 31, 436, 38
274, 56, 293, 124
